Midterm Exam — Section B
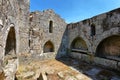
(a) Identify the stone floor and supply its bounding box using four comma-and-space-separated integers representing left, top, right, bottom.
58, 57, 120, 80
16, 57, 120, 80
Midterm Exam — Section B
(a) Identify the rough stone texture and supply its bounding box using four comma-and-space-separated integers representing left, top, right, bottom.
70, 52, 82, 59
118, 62, 120, 70
68, 8, 120, 71
23, 71, 35, 79
0, 0, 120, 78
0, 0, 29, 57
67, 8, 120, 54
4, 59, 18, 80
29, 10, 67, 59
37, 72, 47, 80
0, 0, 29, 79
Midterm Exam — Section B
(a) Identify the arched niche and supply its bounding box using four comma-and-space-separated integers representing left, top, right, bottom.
5, 27, 16, 55
43, 41, 54, 53
96, 35, 120, 58
71, 37, 88, 53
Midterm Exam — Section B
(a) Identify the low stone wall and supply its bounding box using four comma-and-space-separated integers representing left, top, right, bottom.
19, 53, 57, 65
70, 52, 120, 71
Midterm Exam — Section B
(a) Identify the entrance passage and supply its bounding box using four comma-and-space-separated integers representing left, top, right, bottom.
43, 41, 54, 53
5, 27, 16, 55
96, 35, 120, 59
71, 37, 88, 53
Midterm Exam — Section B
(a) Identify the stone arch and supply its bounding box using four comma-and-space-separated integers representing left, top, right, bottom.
49, 20, 53, 33
95, 27, 119, 51
43, 41, 54, 53
71, 37, 88, 53
5, 27, 16, 55
95, 35, 120, 58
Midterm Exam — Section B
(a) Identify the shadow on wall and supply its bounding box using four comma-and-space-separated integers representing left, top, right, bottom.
95, 35, 120, 58
56, 27, 68, 59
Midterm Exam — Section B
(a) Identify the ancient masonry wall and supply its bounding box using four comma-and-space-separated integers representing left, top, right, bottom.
0, 0, 30, 61
29, 10, 67, 59
0, 0, 30, 79
0, 0, 120, 75
67, 8, 120, 71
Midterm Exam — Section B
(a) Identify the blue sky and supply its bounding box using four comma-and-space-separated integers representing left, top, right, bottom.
30, 0, 120, 23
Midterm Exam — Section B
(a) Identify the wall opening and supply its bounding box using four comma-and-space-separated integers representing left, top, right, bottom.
43, 41, 54, 53
96, 35, 120, 60
91, 24, 96, 36
49, 21, 53, 33
71, 37, 88, 54
5, 27, 16, 55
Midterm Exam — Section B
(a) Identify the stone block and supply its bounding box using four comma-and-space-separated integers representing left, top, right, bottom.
70, 52, 81, 59
94, 57, 117, 69
81, 54, 95, 63
33, 46, 40, 50
23, 71, 35, 79
117, 62, 120, 70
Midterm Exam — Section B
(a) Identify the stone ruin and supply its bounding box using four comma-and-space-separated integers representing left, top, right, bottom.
0, 0, 120, 80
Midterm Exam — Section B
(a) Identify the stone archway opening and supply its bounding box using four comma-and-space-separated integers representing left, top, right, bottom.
43, 41, 54, 53
5, 27, 16, 56
71, 37, 88, 54
96, 35, 120, 60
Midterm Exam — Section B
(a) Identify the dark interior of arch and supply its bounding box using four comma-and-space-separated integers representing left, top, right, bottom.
96, 35, 120, 58
5, 27, 16, 55
43, 41, 54, 53
71, 37, 88, 53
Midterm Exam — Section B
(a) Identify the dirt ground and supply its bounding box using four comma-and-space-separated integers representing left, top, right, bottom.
16, 59, 92, 80
16, 57, 120, 80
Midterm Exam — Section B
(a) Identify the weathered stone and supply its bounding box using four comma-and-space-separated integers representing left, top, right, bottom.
37, 72, 47, 80
57, 72, 64, 78
70, 52, 81, 59
4, 59, 18, 80
0, 1, 120, 80
46, 70, 54, 75
29, 10, 67, 59
23, 71, 35, 79
94, 57, 117, 69
67, 8, 120, 71
117, 62, 120, 69
111, 77, 120, 80
85, 68, 101, 76
75, 74, 92, 80
96, 70, 113, 80
65, 75, 77, 80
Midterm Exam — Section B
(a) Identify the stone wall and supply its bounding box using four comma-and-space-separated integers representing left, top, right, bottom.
0, 0, 120, 74
0, 0, 30, 79
67, 8, 120, 71
17, 0, 30, 54
0, 0, 30, 60
67, 8, 120, 54
29, 9, 67, 59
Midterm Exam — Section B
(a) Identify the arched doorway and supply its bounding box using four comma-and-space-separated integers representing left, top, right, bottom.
71, 37, 88, 53
96, 35, 120, 58
43, 41, 54, 53
5, 27, 16, 55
